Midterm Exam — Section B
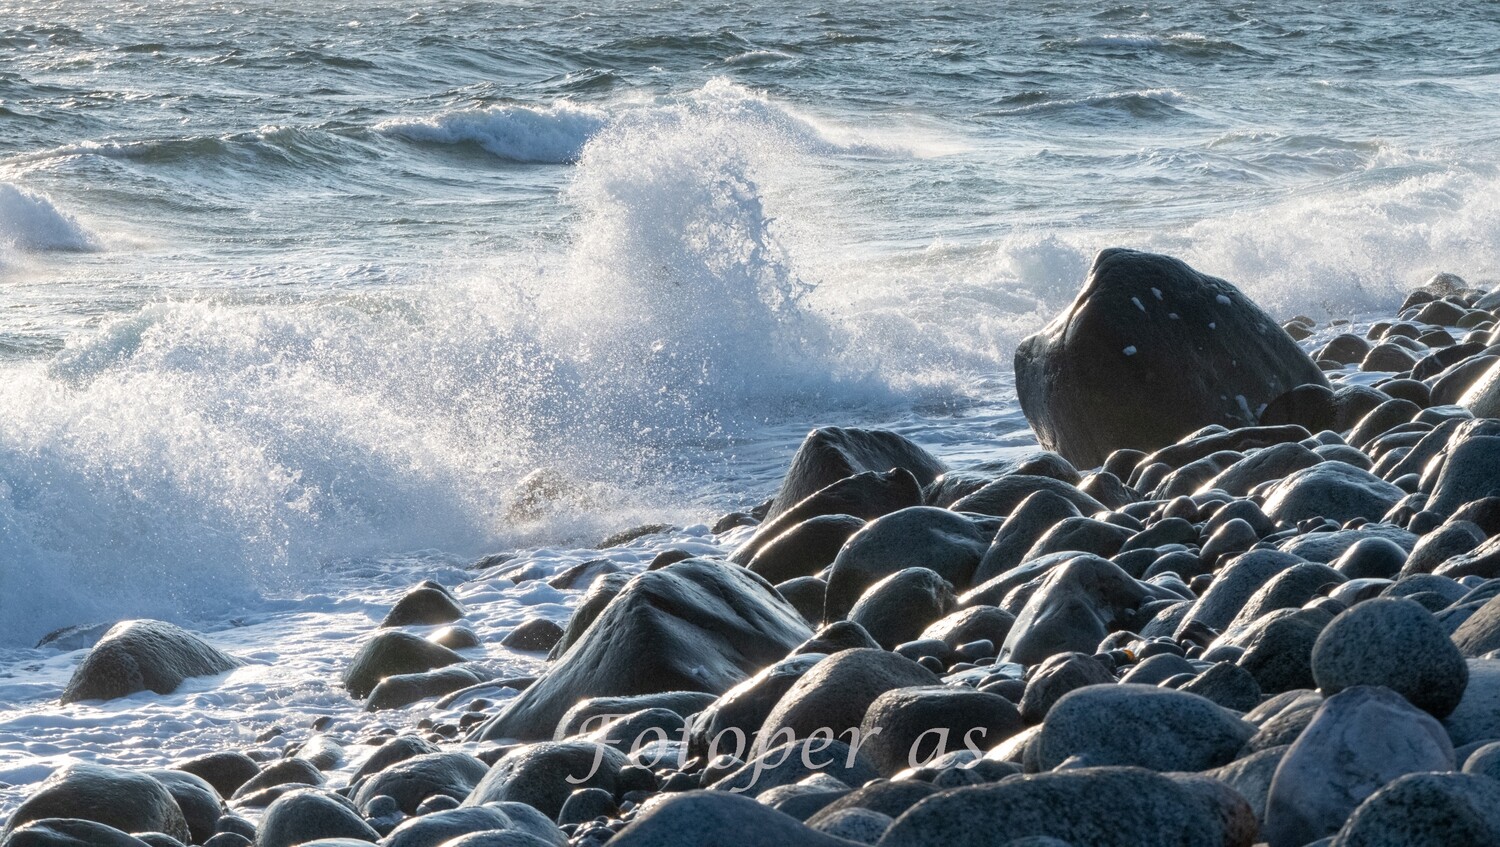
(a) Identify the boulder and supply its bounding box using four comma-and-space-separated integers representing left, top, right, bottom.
143, 770, 223, 845
1310, 597, 1468, 717
971, 491, 1083, 584
1460, 358, 1500, 418
758, 648, 939, 743
948, 476, 1103, 518
463, 742, 627, 820
1450, 593, 1500, 656
1017, 652, 1115, 725
858, 686, 1023, 775
1262, 463, 1405, 526
686, 655, 822, 761
731, 470, 923, 567
0, 819, 152, 847
1443, 659, 1500, 747
1014, 247, 1327, 468
172, 751, 259, 802
1210, 745, 1288, 825
471, 559, 810, 741
502, 619, 565, 652
553, 691, 716, 739
748, 515, 866, 584
920, 606, 1015, 651
349, 735, 440, 783
351, 751, 489, 814
1, 763, 189, 843
1035, 684, 1253, 772
848, 568, 956, 649
230, 758, 323, 802
257, 789, 378, 847
367, 665, 485, 711
383, 804, 565, 847
1229, 607, 1334, 695
707, 738, 878, 797
1331, 772, 1500, 847
1001, 554, 1153, 665
343, 631, 463, 700
546, 572, 629, 659
1262, 685, 1456, 847
877, 766, 1256, 847
824, 508, 986, 621
59, 620, 240, 704
610, 791, 858, 847
381, 584, 465, 627
762, 427, 944, 523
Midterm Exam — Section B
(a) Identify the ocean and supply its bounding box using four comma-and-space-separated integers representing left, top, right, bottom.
1, 2, 1499, 788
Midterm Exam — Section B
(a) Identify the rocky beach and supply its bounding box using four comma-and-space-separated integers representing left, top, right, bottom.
8, 246, 1500, 845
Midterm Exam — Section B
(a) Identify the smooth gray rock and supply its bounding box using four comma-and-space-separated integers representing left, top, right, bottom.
848, 568, 956, 650
1, 763, 189, 843
1450, 593, 1500, 657
463, 742, 626, 820
143, 770, 223, 846
501, 619, 564, 652
1278, 524, 1417, 564
349, 735, 440, 783
610, 790, 857, 847
1211, 745, 1289, 825
257, 789, 378, 847
1220, 563, 1344, 639
1263, 463, 1405, 526
948, 476, 1104, 519
1331, 772, 1500, 847
876, 766, 1257, 847
367, 665, 485, 711
1036, 684, 1252, 772
920, 606, 1015, 650
1178, 550, 1302, 636
732, 470, 923, 568
1014, 247, 1326, 469
808, 808, 890, 845
0, 819, 152, 847
1426, 435, 1500, 518
763, 427, 944, 523
708, 738, 878, 797
1443, 659, 1500, 747
1262, 686, 1456, 847
59, 620, 240, 704
1179, 661, 1262, 712
758, 649, 939, 743
749, 515, 867, 584
1017, 652, 1115, 725
1001, 555, 1152, 665
381, 585, 465, 627
858, 686, 1023, 776
382, 804, 565, 847
553, 691, 716, 739
1229, 607, 1334, 695
546, 572, 629, 660
350, 752, 488, 814
230, 758, 324, 801
824, 508, 986, 622
1311, 597, 1468, 717
972, 492, 1083, 584
472, 559, 810, 741
1330, 537, 1408, 580
343, 631, 464, 699
173, 751, 259, 800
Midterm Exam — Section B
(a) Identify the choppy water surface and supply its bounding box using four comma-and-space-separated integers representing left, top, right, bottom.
2, 0, 1500, 642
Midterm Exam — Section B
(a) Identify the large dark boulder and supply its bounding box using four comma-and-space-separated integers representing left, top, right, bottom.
823, 507, 986, 622
686, 654, 822, 761
757, 648, 938, 742
610, 791, 858, 847
1036, 684, 1252, 772
350, 752, 489, 814
762, 427, 944, 522
1014, 248, 1327, 468
730, 469, 923, 567
747, 515, 865, 584
257, 789, 378, 847
59, 620, 240, 704
463, 742, 627, 820
0, 819, 152, 847
1, 764, 189, 843
471, 559, 810, 741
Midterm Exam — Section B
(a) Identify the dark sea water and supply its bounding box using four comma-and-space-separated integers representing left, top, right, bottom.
3, 0, 1500, 642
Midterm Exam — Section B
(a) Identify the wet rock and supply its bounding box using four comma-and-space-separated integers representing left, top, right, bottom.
367, 665, 485, 711
1262, 685, 1455, 847
144, 770, 224, 845
554, 691, 715, 739
1450, 592, 1500, 656
343, 631, 464, 700
1262, 462, 1405, 526
1, 763, 189, 843
1220, 563, 1344, 636
0, 819, 152, 847
775, 576, 827, 625
1443, 659, 1500, 747
1001, 554, 1152, 665
948, 475, 1104, 519
383, 805, 565, 847
1331, 772, 1500, 847
350, 751, 488, 815
1179, 550, 1301, 635
858, 686, 1023, 775
349, 735, 439, 783
848, 568, 956, 649
1015, 248, 1326, 468
920, 606, 1015, 651
1179, 661, 1262, 712
1229, 607, 1333, 695
174, 752, 260, 799
464, 742, 627, 820
971, 491, 1083, 584
59, 620, 241, 704
1277, 524, 1416, 564
1211, 745, 1288, 824
823, 507, 986, 623
807, 808, 889, 844
747, 515, 865, 584
230, 758, 323, 801
707, 738, 877, 796
610, 791, 855, 847
381, 584, 465, 627
1017, 652, 1115, 725
878, 766, 1256, 847
546, 572, 629, 660
502, 619, 565, 653
546, 559, 621, 590
731, 469, 923, 567
758, 648, 939, 742
1330, 537, 1408, 579
258, 789, 378, 847
1036, 684, 1251, 771
1311, 597, 1468, 716
762, 427, 944, 523
686, 654, 822, 761
472, 559, 809, 741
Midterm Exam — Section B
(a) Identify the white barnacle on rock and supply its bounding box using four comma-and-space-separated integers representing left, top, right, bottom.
1169, 312, 1180, 320
1131, 296, 1145, 312
1216, 294, 1232, 305
1123, 346, 1137, 356
1151, 287, 1163, 300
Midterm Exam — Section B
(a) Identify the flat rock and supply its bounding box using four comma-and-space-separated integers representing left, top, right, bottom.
472, 559, 810, 741
60, 620, 241, 704
1014, 247, 1326, 468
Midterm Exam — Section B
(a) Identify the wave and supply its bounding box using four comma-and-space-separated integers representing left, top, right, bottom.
376, 79, 926, 164
0, 183, 98, 256
986, 88, 1191, 120
1057, 32, 1248, 55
